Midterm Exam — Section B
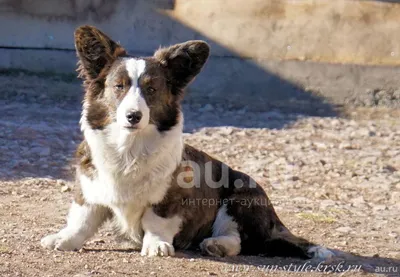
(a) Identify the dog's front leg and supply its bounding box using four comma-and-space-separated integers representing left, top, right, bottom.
41, 202, 111, 251
140, 207, 182, 257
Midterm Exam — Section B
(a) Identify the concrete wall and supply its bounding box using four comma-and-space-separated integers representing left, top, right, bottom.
1, 0, 400, 112
172, 0, 400, 65
2, 0, 400, 64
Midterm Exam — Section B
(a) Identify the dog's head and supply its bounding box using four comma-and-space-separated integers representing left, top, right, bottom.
75, 25, 210, 132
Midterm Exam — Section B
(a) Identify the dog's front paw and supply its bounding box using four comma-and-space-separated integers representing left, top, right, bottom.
141, 239, 175, 257
41, 232, 84, 251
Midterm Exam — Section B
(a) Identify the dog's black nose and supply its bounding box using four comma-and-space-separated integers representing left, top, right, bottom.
126, 111, 143, 124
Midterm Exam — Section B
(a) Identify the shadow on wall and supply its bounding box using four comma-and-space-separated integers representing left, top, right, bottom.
144, 1, 339, 127
0, 0, 342, 182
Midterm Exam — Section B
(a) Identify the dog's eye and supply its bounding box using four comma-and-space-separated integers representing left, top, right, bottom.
115, 84, 124, 90
147, 87, 156, 94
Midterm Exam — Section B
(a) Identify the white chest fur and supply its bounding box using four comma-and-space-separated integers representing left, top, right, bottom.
78, 118, 183, 243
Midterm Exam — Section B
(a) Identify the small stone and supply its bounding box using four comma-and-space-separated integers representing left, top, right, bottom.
336, 226, 353, 233
89, 239, 105, 244
339, 241, 348, 246
351, 196, 365, 206
61, 186, 71, 192
320, 199, 336, 209
373, 205, 387, 211
271, 183, 284, 190
314, 142, 327, 150
330, 119, 340, 126
291, 176, 300, 181
56, 180, 66, 186
383, 165, 397, 173
189, 258, 195, 262
12, 160, 31, 169
339, 142, 353, 150
292, 197, 311, 203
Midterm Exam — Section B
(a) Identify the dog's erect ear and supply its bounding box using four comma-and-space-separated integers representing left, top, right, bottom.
154, 40, 210, 93
74, 25, 126, 80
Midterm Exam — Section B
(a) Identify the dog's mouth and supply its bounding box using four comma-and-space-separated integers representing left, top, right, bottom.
124, 125, 139, 131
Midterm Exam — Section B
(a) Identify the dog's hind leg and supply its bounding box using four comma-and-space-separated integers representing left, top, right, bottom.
200, 204, 241, 257
221, 178, 335, 260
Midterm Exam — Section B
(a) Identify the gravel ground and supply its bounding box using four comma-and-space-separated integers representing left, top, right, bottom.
0, 73, 399, 277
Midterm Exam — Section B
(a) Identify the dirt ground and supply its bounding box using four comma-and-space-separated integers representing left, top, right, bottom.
0, 72, 399, 277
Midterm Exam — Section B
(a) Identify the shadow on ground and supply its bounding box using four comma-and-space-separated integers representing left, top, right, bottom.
196, 248, 400, 276
0, 0, 343, 180
80, 247, 400, 276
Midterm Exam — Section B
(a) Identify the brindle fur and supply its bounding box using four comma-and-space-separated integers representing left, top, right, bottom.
71, 25, 317, 258
74, 140, 315, 258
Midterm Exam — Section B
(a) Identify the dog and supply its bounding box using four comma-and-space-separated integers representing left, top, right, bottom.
41, 25, 334, 260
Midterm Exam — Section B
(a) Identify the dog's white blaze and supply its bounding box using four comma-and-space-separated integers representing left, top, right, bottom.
116, 58, 149, 129
141, 208, 182, 256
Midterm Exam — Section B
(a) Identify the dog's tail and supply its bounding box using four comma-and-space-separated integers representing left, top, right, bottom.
223, 169, 336, 260
231, 198, 335, 260
260, 225, 335, 260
